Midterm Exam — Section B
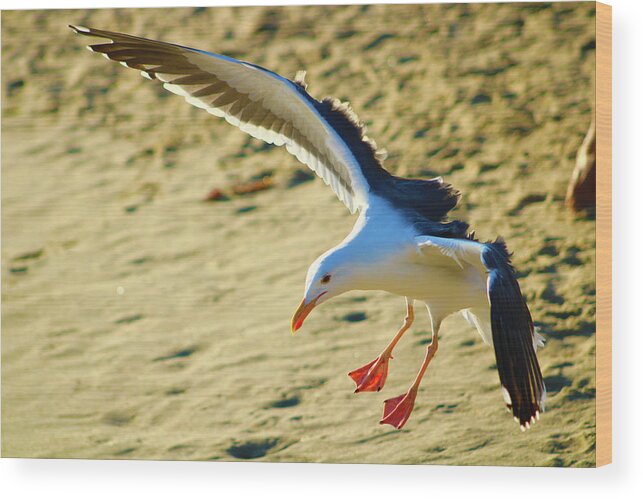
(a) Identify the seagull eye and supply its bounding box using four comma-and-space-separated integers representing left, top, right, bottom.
321, 274, 331, 284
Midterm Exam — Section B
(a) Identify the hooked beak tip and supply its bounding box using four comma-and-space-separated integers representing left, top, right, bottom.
291, 300, 304, 335
291, 292, 326, 335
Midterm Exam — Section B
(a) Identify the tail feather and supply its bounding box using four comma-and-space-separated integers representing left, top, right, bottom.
481, 241, 546, 430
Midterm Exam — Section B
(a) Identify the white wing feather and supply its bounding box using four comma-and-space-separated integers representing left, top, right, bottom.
415, 235, 487, 273
71, 25, 375, 213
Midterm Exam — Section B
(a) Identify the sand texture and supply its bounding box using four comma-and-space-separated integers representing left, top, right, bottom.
2, 3, 597, 466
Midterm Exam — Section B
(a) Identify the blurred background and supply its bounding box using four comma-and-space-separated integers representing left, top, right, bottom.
2, 3, 597, 466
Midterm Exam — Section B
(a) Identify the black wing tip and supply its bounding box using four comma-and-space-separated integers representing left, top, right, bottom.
486, 247, 544, 433
516, 410, 541, 432
504, 385, 545, 432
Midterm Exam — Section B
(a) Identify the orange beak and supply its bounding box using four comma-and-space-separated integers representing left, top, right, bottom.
291, 292, 326, 334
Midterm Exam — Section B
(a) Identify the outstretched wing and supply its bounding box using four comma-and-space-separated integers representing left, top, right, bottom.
416, 235, 545, 430
70, 25, 392, 213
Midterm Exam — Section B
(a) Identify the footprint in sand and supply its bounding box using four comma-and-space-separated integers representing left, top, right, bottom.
342, 311, 367, 323
433, 403, 459, 414
153, 346, 200, 362
114, 314, 143, 325
540, 282, 564, 305
267, 395, 300, 409
113, 447, 137, 456
101, 409, 136, 427
542, 433, 578, 455
236, 205, 258, 214
543, 375, 572, 394
226, 438, 280, 460
13, 249, 44, 261
466, 439, 491, 452
165, 386, 188, 396
508, 193, 547, 216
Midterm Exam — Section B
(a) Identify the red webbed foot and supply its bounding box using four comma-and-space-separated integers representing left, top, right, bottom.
348, 354, 392, 393
379, 389, 418, 429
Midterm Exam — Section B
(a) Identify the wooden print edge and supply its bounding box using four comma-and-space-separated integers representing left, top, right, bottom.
595, 1, 612, 468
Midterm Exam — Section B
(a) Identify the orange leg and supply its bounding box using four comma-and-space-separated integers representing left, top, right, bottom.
349, 299, 414, 393
380, 327, 439, 429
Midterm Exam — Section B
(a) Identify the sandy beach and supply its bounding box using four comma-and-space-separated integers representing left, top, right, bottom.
2, 3, 597, 466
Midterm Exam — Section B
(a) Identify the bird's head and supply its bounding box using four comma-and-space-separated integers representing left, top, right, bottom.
291, 248, 358, 334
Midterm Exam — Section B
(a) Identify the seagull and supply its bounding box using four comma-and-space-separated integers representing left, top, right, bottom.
70, 25, 546, 430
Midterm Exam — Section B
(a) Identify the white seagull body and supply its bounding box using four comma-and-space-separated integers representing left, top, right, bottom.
71, 25, 546, 430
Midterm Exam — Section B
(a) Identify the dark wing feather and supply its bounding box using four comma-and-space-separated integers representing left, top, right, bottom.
307, 95, 464, 230
481, 240, 546, 429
